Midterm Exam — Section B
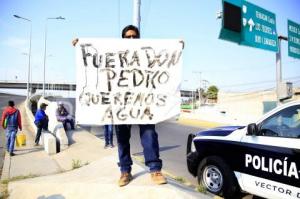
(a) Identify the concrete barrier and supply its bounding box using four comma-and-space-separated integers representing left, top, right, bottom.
25, 97, 70, 154
43, 133, 56, 155
38, 98, 69, 152
55, 124, 68, 150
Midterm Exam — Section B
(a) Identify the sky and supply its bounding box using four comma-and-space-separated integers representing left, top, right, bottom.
0, 0, 299, 92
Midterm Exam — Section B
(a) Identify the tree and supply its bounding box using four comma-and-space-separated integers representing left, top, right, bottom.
206, 85, 219, 100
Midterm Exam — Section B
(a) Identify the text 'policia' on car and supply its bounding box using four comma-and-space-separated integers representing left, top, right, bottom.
186, 100, 300, 199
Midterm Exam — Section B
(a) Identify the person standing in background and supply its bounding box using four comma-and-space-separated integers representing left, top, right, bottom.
34, 103, 49, 146
1, 100, 22, 156
104, 125, 114, 148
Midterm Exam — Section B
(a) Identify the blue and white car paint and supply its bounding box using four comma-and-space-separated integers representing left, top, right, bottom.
187, 100, 300, 199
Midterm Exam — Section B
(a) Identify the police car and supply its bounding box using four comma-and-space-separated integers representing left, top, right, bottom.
186, 100, 300, 199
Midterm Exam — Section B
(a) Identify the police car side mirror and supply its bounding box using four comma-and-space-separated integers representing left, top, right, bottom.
247, 123, 259, 136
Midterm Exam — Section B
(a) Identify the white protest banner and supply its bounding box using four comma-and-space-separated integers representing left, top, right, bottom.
75, 38, 183, 125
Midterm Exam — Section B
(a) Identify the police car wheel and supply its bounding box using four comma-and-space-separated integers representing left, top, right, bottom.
197, 156, 240, 198
202, 165, 223, 192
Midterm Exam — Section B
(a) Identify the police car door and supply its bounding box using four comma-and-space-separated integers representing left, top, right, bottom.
240, 105, 300, 199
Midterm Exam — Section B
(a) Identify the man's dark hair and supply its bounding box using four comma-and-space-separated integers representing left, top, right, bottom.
122, 25, 140, 38
8, 100, 14, 107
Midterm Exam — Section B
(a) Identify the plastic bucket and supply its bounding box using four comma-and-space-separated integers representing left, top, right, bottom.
16, 133, 26, 147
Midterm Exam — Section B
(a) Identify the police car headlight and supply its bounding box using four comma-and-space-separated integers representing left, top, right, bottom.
191, 141, 196, 152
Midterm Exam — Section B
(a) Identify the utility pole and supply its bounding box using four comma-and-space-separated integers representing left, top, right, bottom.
133, 0, 141, 31
192, 90, 194, 112
194, 71, 202, 107
276, 35, 287, 105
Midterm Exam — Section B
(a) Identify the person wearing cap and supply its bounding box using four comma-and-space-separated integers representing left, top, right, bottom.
56, 102, 75, 131
72, 25, 167, 187
1, 100, 22, 156
34, 103, 49, 146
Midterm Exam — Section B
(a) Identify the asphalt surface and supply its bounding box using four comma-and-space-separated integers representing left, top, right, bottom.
130, 122, 203, 186
0, 93, 26, 174
89, 121, 203, 187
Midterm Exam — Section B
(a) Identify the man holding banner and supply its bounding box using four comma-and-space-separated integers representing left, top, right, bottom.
74, 25, 183, 187
115, 25, 166, 187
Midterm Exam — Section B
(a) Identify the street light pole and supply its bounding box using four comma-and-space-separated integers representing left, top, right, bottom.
43, 20, 48, 97
276, 35, 288, 105
43, 16, 65, 97
13, 15, 32, 100
193, 71, 202, 107
133, 0, 141, 31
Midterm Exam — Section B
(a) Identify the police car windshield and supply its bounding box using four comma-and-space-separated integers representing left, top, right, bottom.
260, 105, 300, 138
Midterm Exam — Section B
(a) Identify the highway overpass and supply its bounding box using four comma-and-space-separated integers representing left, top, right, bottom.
0, 81, 76, 91
0, 81, 197, 98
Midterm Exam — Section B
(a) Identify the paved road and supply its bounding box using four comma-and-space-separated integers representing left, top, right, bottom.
90, 121, 204, 186
0, 93, 25, 174
129, 122, 203, 186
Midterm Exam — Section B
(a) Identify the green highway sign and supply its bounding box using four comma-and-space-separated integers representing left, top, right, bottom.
288, 20, 300, 59
219, 0, 243, 44
240, 1, 278, 52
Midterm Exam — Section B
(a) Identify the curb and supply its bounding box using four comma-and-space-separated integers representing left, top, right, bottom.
133, 154, 191, 186
131, 154, 208, 198
0, 152, 10, 180
177, 117, 225, 128
24, 100, 37, 137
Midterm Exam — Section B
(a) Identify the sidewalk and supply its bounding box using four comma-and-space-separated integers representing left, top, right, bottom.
1, 102, 211, 199
1, 102, 61, 180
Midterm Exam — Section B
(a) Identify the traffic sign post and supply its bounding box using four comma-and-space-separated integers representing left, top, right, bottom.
288, 20, 300, 59
240, 1, 278, 52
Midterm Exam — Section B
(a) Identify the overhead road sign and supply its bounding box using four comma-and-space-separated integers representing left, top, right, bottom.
288, 20, 300, 59
241, 1, 278, 52
219, 0, 279, 52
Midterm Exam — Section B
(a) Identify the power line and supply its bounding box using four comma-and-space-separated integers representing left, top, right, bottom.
220, 76, 300, 88
200, 59, 300, 74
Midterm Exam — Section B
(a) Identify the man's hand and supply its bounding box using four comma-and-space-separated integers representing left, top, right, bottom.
72, 38, 79, 47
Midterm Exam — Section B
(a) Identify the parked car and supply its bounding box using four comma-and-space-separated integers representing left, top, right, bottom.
187, 100, 300, 199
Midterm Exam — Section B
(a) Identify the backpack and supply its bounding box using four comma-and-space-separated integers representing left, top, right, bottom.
4, 110, 19, 130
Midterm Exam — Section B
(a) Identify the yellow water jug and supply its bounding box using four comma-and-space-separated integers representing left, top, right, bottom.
16, 133, 26, 147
